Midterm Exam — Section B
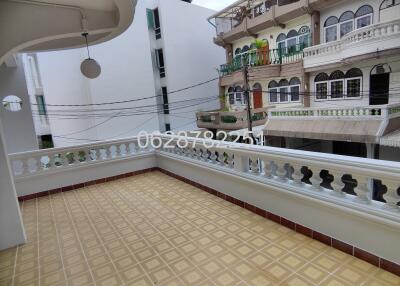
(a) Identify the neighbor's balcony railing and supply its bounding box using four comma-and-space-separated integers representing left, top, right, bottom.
269, 103, 400, 119
303, 19, 400, 69
219, 45, 306, 77
196, 108, 268, 130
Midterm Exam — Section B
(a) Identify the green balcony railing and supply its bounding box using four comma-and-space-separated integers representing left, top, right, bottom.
219, 44, 307, 77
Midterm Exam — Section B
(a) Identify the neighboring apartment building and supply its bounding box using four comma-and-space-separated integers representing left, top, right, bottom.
26, 0, 224, 147
198, 0, 400, 162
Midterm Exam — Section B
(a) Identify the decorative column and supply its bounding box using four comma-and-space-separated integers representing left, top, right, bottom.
0, 119, 26, 250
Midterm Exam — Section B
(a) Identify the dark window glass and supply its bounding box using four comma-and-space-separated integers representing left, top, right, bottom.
331, 81, 344, 98
345, 68, 363, 78
268, 80, 279, 88
347, 78, 362, 97
153, 8, 161, 39
316, 82, 328, 99
324, 16, 339, 27
289, 77, 301, 85
290, 86, 300, 102
165, 124, 171, 131
355, 5, 373, 17
36, 95, 47, 116
329, 70, 345, 80
315, 73, 329, 82
269, 89, 278, 103
279, 87, 288, 102
339, 11, 355, 22
162, 87, 169, 114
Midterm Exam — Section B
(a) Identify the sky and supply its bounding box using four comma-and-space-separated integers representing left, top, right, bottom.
192, 0, 236, 11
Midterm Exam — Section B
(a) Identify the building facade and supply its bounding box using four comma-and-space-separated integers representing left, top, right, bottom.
198, 0, 400, 162
18, 0, 224, 148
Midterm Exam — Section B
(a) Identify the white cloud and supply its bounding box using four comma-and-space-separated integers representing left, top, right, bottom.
192, 0, 236, 11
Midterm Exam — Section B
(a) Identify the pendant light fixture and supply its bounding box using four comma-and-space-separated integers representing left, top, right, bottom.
80, 32, 101, 79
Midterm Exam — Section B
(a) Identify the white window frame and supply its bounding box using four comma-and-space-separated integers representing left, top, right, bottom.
345, 76, 363, 99
269, 88, 278, 103
314, 77, 362, 101
289, 85, 301, 103
324, 25, 338, 43
355, 14, 373, 29
339, 19, 354, 38
315, 81, 329, 101
228, 91, 235, 105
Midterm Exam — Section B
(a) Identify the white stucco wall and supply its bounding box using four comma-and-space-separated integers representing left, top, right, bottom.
0, 55, 38, 153
158, 0, 224, 131
35, 0, 224, 146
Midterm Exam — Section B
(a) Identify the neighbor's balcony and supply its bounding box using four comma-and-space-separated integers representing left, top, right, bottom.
196, 108, 268, 130
211, 0, 307, 44
7, 133, 400, 272
303, 19, 400, 70
219, 46, 305, 87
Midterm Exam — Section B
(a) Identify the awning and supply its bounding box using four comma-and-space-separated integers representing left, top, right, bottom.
263, 119, 383, 144
380, 130, 400, 148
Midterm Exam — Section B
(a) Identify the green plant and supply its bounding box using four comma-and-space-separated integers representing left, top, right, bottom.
221, 115, 237, 124
253, 39, 268, 49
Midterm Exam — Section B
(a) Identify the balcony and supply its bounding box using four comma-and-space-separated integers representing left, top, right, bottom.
265, 103, 400, 144
3, 134, 400, 285
210, 0, 309, 44
303, 19, 400, 70
196, 108, 268, 130
219, 46, 305, 87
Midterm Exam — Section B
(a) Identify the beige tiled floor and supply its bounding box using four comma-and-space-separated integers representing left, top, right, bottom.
1, 171, 399, 286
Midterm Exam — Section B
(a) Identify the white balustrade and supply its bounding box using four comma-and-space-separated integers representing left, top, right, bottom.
9, 134, 400, 216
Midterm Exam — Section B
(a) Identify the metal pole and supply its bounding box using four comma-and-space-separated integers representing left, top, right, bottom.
242, 62, 255, 144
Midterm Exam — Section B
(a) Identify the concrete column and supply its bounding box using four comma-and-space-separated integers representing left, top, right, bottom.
0, 118, 26, 250
311, 11, 321, 46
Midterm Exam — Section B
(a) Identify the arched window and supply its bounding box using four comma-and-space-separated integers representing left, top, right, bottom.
339, 11, 355, 37
315, 73, 329, 100
234, 48, 241, 55
232, 86, 246, 105
345, 68, 363, 78
298, 26, 310, 47
278, 79, 289, 86
278, 79, 289, 102
289, 77, 301, 102
268, 80, 279, 103
324, 16, 339, 42
277, 33, 287, 50
380, 0, 400, 10
329, 70, 345, 80
355, 5, 373, 29
371, 63, 392, 75
345, 68, 363, 98
242, 45, 250, 53
286, 30, 299, 50
329, 71, 345, 98
228, 87, 235, 105
315, 73, 329, 82
276, 33, 287, 42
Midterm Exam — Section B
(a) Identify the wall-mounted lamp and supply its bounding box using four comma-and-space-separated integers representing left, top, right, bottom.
80, 32, 101, 79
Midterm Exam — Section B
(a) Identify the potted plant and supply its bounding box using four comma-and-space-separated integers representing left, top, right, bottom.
253, 39, 269, 66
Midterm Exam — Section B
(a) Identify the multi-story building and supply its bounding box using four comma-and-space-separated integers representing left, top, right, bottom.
198, 0, 400, 162
23, 0, 224, 147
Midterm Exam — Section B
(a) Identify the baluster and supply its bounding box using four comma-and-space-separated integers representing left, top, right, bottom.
353, 175, 371, 203
263, 160, 273, 178
218, 152, 225, 166
309, 168, 323, 190
226, 152, 234, 169
331, 172, 345, 197
195, 149, 202, 160
383, 180, 400, 211
21, 158, 29, 175
48, 153, 55, 169
201, 149, 210, 162
275, 161, 287, 182
291, 165, 303, 185
250, 157, 260, 174
210, 151, 218, 164
34, 157, 41, 173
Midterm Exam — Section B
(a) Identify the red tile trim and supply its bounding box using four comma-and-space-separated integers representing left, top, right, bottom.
354, 248, 380, 267
156, 168, 400, 277
17, 168, 157, 202
16, 167, 400, 277
332, 239, 353, 256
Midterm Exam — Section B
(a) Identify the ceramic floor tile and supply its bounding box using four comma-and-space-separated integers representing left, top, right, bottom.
2, 172, 399, 286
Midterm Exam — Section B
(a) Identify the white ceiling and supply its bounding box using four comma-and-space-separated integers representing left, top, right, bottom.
27, 0, 117, 11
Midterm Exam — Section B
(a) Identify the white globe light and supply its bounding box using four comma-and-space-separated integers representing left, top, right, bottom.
81, 58, 101, 79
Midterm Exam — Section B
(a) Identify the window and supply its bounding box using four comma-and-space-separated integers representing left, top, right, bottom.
155, 49, 165, 78
329, 70, 345, 98
268, 81, 278, 103
147, 8, 161, 39
289, 77, 301, 102
276, 29, 309, 54
298, 26, 311, 48
314, 69, 362, 100
153, 8, 161, 39
278, 79, 289, 102
228, 87, 235, 105
165, 124, 171, 132
380, 0, 400, 10
277, 33, 287, 51
234, 86, 245, 105
355, 5, 373, 29
36, 95, 47, 116
324, 16, 339, 42
339, 11, 354, 38
345, 68, 363, 98
162, 87, 169, 114
315, 73, 329, 100
324, 5, 373, 43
